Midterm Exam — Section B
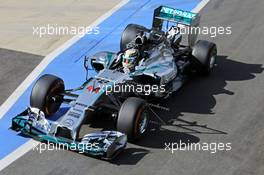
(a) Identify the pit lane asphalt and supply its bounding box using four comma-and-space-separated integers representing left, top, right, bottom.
0, 49, 43, 106
1, 0, 264, 174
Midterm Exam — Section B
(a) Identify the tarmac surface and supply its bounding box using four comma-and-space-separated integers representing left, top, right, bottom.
0, 0, 120, 56
1, 0, 264, 174
0, 49, 43, 105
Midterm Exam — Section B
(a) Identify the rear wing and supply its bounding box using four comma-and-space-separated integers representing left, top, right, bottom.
152, 6, 200, 30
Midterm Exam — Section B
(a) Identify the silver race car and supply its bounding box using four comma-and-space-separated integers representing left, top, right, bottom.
11, 6, 217, 159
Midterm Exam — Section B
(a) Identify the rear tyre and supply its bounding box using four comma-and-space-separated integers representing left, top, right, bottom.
117, 97, 149, 141
30, 74, 65, 116
120, 24, 149, 51
192, 40, 217, 76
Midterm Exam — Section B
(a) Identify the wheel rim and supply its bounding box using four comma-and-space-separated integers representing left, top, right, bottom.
45, 81, 64, 115
209, 55, 216, 69
209, 48, 217, 70
138, 111, 148, 134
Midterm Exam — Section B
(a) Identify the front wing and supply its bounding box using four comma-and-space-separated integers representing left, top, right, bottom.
11, 110, 127, 160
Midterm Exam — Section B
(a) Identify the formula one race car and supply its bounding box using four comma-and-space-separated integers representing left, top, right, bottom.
11, 6, 217, 159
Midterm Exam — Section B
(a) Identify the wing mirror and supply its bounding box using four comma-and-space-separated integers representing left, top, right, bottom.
83, 56, 91, 80
84, 56, 89, 70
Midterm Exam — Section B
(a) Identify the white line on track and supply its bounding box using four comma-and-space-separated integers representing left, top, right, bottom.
0, 140, 39, 170
192, 0, 211, 13
0, 0, 211, 171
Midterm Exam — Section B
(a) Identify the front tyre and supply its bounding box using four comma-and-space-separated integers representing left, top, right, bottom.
192, 40, 217, 76
30, 74, 65, 116
117, 97, 149, 141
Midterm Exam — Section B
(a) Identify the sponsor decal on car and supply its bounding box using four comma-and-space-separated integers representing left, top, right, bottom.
87, 85, 100, 93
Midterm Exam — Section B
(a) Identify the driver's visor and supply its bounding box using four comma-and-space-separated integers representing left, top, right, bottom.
123, 57, 136, 64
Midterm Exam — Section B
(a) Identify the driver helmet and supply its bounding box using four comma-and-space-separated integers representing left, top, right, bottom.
122, 48, 139, 70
